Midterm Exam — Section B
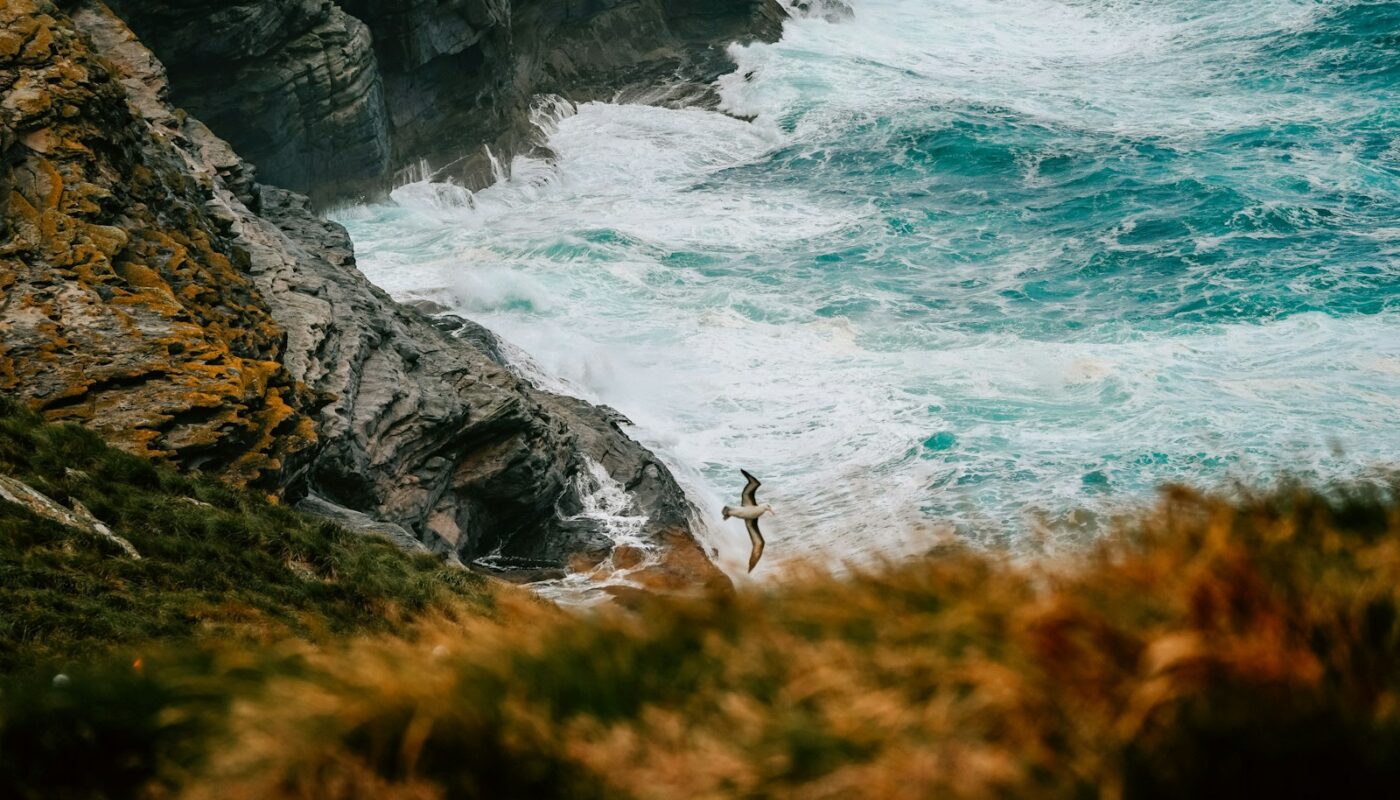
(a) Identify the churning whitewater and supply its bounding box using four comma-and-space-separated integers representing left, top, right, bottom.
336, 0, 1400, 575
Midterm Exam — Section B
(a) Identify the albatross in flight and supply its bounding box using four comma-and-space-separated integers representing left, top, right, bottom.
722, 469, 774, 572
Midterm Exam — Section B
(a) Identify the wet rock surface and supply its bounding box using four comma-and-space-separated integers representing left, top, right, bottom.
105, 0, 787, 204
2, 1, 728, 587
248, 184, 703, 569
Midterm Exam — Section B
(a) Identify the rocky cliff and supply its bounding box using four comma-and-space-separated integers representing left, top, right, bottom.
2, 0, 737, 590
0, 0, 317, 488
103, 0, 786, 204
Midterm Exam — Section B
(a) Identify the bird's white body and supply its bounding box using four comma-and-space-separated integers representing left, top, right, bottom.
723, 504, 773, 521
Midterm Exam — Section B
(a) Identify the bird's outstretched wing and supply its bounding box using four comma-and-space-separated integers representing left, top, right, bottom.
746, 517, 765, 573
740, 469, 761, 507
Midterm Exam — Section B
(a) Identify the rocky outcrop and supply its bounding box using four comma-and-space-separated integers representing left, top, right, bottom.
242, 184, 701, 569
104, 0, 787, 204
0, 0, 316, 487
295, 493, 436, 558
0, 474, 141, 558
2, 1, 727, 588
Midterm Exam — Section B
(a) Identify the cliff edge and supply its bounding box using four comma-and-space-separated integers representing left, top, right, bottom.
2, 0, 736, 591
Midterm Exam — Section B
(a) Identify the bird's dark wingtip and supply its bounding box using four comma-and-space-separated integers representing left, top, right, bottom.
746, 517, 764, 572
740, 468, 759, 483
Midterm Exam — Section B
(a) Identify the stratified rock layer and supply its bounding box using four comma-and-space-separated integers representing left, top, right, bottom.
105, 0, 787, 203
246, 184, 701, 567
2, 1, 726, 587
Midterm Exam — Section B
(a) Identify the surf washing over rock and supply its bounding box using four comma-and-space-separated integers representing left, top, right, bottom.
338, 0, 1400, 572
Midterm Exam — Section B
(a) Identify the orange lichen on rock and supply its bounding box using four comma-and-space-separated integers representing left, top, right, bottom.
0, 1, 314, 488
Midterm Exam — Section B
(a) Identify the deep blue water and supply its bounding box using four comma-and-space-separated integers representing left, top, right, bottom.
338, 0, 1400, 575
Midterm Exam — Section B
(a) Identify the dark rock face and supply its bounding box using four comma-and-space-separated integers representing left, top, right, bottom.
3, 1, 727, 587
243, 184, 699, 566
105, 0, 787, 203
103, 0, 393, 203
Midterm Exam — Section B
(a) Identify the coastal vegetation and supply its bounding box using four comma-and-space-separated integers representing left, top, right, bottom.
4, 397, 1400, 797
0, 396, 494, 673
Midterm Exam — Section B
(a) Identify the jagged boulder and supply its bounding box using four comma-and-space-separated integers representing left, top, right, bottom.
244, 184, 700, 568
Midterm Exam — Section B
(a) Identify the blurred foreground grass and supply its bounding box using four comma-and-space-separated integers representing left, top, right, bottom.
3, 396, 1400, 798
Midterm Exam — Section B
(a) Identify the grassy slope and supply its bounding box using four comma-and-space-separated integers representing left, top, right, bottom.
0, 396, 493, 672
4, 394, 1400, 798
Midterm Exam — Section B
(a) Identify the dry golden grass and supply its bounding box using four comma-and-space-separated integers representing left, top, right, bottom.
154, 480, 1400, 800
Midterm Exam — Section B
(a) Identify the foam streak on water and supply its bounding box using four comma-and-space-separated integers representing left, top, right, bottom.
335, 0, 1400, 575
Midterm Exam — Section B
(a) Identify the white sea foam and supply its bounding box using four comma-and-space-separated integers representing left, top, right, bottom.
336, 0, 1400, 579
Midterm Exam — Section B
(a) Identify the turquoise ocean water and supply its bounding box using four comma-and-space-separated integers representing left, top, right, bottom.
337, 0, 1400, 576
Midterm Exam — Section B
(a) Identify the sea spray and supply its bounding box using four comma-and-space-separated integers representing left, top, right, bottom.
336, 0, 1400, 572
